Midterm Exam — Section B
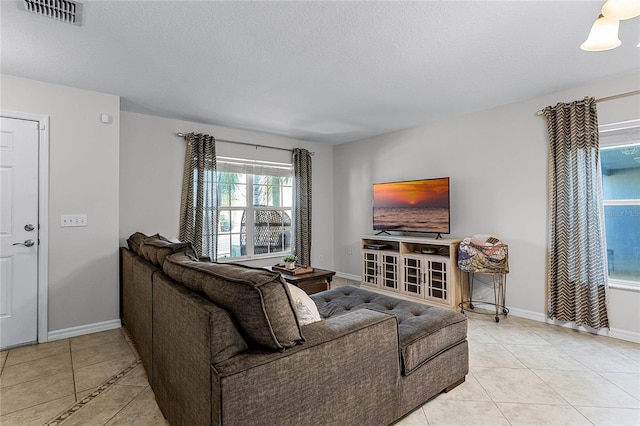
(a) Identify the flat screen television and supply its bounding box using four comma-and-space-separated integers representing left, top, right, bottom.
373, 177, 450, 236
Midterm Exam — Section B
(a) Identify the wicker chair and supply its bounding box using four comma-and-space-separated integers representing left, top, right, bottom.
240, 209, 292, 255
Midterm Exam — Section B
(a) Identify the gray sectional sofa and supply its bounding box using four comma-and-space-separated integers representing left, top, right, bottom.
120, 232, 468, 425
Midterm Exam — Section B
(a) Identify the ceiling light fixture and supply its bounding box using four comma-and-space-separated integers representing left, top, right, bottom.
602, 0, 640, 20
581, 14, 622, 51
581, 0, 640, 51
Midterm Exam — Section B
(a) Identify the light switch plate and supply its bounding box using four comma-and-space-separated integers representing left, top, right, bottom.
61, 214, 87, 227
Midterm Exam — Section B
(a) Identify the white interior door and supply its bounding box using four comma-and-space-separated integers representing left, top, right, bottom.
0, 117, 39, 350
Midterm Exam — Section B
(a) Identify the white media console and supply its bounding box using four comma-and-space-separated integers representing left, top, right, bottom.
361, 234, 464, 310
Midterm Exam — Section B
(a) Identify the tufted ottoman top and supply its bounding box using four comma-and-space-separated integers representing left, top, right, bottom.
311, 286, 467, 375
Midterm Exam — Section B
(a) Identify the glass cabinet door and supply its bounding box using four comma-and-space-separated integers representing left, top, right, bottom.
402, 255, 423, 296
426, 259, 449, 303
380, 253, 399, 291
362, 250, 379, 287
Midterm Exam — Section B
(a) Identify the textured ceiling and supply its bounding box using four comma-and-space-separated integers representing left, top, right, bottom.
1, 1, 639, 144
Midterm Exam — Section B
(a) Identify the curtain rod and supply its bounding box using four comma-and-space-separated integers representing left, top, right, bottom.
176, 132, 314, 155
536, 90, 640, 116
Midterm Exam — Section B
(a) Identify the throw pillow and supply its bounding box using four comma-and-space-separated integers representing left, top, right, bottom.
286, 283, 321, 326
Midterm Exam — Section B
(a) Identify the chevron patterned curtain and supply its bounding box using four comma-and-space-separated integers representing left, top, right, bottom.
179, 133, 217, 260
542, 97, 609, 329
293, 148, 312, 266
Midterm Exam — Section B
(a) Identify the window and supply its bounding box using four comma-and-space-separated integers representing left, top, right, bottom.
215, 157, 293, 260
599, 120, 640, 290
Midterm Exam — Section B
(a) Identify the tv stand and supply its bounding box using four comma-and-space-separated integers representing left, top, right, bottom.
375, 230, 392, 236
361, 234, 463, 310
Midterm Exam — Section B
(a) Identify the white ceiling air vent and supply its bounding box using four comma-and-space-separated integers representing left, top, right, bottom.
22, 0, 83, 26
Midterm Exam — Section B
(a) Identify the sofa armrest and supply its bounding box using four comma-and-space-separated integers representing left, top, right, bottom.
212, 309, 401, 426
120, 247, 158, 380
152, 272, 248, 426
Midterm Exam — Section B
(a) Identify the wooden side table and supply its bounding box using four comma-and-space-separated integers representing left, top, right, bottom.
269, 266, 336, 295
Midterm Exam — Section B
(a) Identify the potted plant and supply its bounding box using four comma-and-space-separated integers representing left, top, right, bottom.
283, 254, 297, 270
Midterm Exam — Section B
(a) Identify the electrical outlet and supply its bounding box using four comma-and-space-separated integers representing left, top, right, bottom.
61, 214, 87, 227
347, 247, 353, 255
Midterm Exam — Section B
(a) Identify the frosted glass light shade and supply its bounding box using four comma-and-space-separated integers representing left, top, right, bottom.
580, 15, 622, 51
602, 0, 640, 20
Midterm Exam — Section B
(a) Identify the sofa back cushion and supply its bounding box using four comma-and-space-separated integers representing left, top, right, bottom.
127, 232, 158, 255
164, 253, 304, 350
139, 239, 198, 267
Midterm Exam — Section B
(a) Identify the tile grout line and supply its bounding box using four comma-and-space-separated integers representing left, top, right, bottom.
1, 340, 71, 368
428, 313, 638, 423
120, 327, 134, 352
477, 320, 636, 424
513, 325, 578, 409
0, 356, 74, 392
70, 336, 138, 371
491, 399, 513, 426
465, 368, 511, 423
588, 367, 640, 403
420, 405, 431, 426
43, 358, 142, 426
100, 384, 147, 426
69, 339, 78, 402
0, 349, 7, 375
498, 335, 583, 405
120, 326, 139, 357
100, 328, 147, 425
525, 337, 640, 409
472, 322, 573, 422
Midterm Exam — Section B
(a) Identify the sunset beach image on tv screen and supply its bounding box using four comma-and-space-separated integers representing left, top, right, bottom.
373, 178, 449, 233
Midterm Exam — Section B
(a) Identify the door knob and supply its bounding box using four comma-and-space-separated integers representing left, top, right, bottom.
13, 239, 35, 247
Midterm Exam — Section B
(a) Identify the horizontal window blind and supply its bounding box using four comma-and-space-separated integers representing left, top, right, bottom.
217, 156, 292, 178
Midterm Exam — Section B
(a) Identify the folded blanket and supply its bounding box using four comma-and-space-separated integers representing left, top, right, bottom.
458, 235, 509, 273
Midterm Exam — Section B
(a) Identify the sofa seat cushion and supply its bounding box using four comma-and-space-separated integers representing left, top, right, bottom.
164, 253, 304, 350
311, 286, 467, 375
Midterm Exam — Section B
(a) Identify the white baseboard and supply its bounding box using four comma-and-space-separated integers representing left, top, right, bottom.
508, 307, 640, 344
323, 272, 640, 344
604, 327, 640, 344
335, 272, 361, 282
506, 307, 547, 322
48, 319, 122, 342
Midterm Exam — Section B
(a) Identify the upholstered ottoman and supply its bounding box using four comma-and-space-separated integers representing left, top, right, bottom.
311, 286, 467, 375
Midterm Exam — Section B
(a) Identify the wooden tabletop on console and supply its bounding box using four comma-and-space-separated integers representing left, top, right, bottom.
268, 266, 336, 295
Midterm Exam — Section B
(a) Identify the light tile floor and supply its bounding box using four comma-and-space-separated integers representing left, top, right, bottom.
1, 290, 638, 425
398, 311, 640, 426
0, 328, 167, 426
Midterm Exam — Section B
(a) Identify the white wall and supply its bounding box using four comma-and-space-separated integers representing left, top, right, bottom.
333, 71, 640, 339
1, 74, 121, 334
3, 71, 636, 340
120, 111, 335, 269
